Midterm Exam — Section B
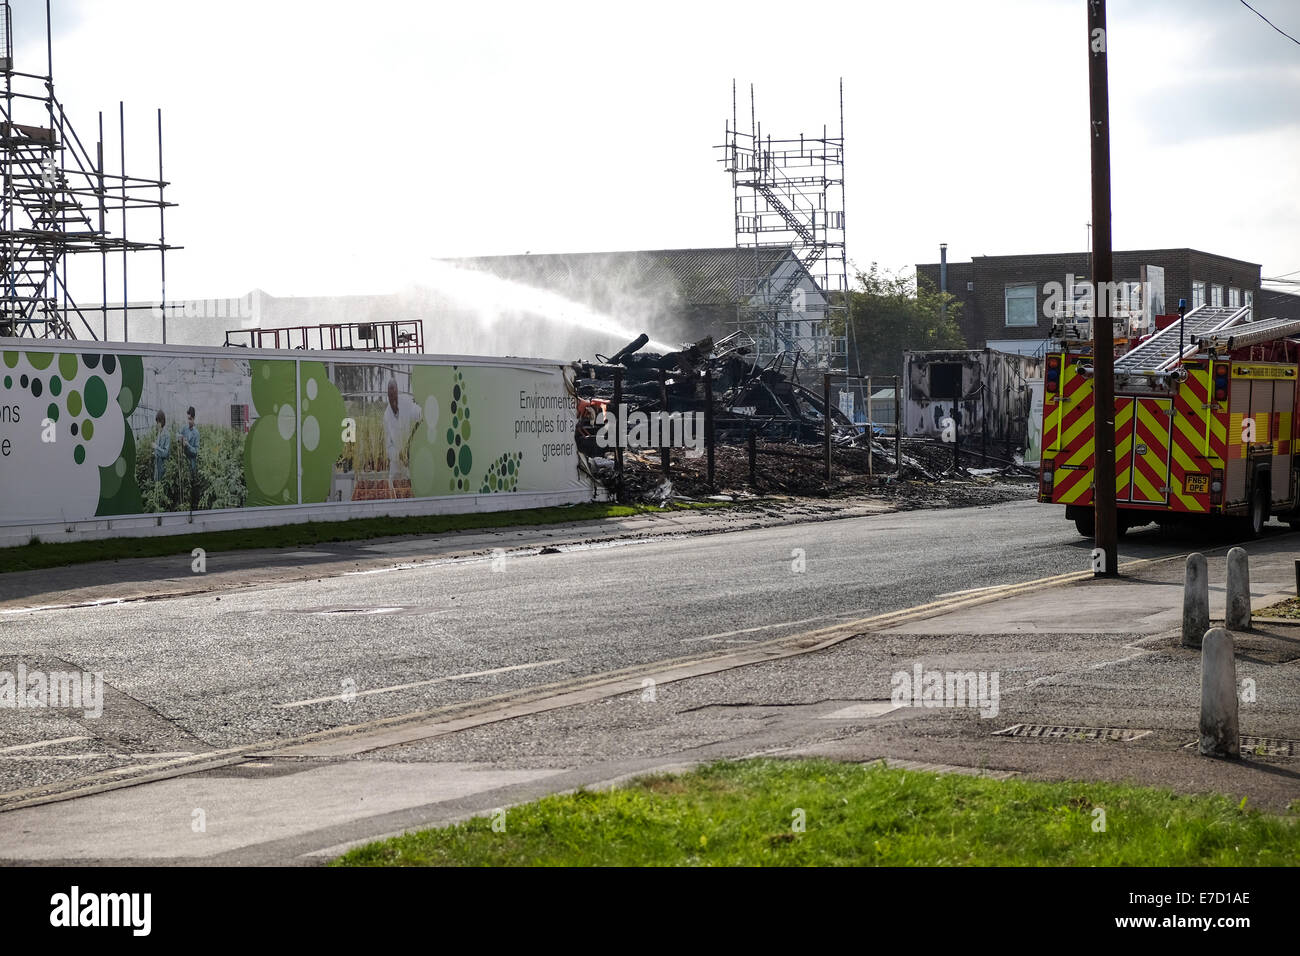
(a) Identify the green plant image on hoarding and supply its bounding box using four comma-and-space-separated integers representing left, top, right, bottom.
244, 360, 300, 507
135, 424, 246, 514
337, 403, 387, 475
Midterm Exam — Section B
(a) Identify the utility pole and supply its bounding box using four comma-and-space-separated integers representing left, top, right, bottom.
1088, 0, 1118, 577
939, 242, 948, 327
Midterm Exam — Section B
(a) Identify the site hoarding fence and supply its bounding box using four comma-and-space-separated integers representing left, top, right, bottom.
0, 339, 592, 545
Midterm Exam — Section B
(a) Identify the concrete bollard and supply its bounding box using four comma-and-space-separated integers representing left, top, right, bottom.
1182, 552, 1209, 648
1225, 547, 1251, 631
1199, 627, 1240, 759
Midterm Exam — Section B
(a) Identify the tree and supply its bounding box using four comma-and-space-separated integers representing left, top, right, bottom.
841, 264, 965, 379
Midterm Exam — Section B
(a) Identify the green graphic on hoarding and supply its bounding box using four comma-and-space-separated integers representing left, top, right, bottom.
0, 349, 142, 516
407, 364, 450, 499
480, 451, 522, 494
98, 354, 143, 516
2, 347, 579, 528
447, 366, 473, 492
245, 360, 299, 506
298, 361, 345, 503
405, 364, 522, 497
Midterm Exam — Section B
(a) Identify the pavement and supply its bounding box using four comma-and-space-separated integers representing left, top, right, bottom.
0, 495, 1297, 864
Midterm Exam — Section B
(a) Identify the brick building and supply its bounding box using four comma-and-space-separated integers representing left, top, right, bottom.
1259, 287, 1300, 322
916, 248, 1264, 356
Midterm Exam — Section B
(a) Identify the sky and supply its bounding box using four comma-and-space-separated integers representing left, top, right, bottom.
13, 0, 1300, 304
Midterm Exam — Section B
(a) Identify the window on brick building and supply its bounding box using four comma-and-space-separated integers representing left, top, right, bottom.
1192, 281, 1206, 309
1245, 290, 1254, 319
1228, 287, 1241, 308
1211, 284, 1223, 308
1004, 283, 1037, 327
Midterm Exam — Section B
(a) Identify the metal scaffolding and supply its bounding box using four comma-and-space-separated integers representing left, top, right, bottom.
0, 0, 176, 341
224, 321, 425, 354
718, 81, 851, 376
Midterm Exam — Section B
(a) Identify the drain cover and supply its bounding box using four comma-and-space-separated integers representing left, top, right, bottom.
994, 723, 1151, 742
1182, 736, 1300, 757
1241, 736, 1299, 757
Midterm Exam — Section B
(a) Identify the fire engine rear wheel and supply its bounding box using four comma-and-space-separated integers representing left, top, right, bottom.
1073, 510, 1095, 537
1248, 485, 1268, 538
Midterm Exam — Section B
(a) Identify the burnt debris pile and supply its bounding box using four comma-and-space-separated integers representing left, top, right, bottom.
573, 332, 1033, 503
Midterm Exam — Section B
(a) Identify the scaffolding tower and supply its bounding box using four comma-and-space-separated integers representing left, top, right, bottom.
718, 81, 851, 377
0, 0, 176, 341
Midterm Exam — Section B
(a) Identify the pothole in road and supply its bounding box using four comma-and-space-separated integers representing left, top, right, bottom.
310, 607, 405, 616
200, 757, 328, 778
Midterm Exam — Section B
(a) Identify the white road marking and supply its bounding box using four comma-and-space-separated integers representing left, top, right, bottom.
0, 748, 193, 761
819, 702, 904, 720
1, 597, 125, 615
683, 585, 1057, 643
127, 752, 196, 759
274, 658, 570, 709
1018, 650, 1154, 690
1087, 651, 1152, 671
346, 535, 675, 575
0, 754, 114, 761
0, 735, 90, 754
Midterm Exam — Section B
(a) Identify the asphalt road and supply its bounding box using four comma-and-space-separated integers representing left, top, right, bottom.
0, 497, 1283, 797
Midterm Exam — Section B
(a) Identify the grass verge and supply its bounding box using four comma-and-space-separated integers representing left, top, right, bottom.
333, 758, 1300, 867
0, 500, 736, 574
1254, 596, 1300, 619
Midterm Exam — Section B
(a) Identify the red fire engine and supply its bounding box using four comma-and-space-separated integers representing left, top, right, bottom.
1039, 305, 1300, 537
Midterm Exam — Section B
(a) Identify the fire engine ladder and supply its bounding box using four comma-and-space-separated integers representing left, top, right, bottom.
1196, 316, 1300, 352
1112, 305, 1249, 373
